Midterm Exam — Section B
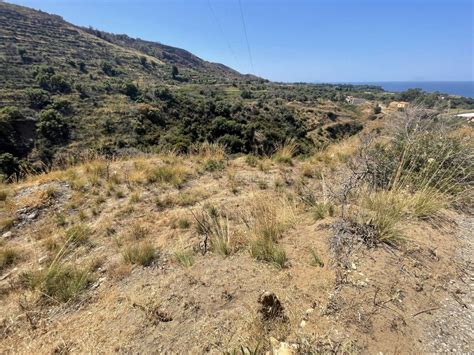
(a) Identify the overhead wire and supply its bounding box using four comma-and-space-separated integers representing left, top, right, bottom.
237, 0, 254, 73
207, 0, 239, 67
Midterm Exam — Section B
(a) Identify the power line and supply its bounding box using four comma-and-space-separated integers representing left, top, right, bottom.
207, 0, 239, 67
238, 0, 254, 73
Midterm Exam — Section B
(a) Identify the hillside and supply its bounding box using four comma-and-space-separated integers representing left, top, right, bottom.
0, 112, 473, 352
0, 2, 473, 353
3, 1, 473, 182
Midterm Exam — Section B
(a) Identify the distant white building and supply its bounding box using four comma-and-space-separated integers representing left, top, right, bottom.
345, 96, 367, 105
456, 112, 474, 122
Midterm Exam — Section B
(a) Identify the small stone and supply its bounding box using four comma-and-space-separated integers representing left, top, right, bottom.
2, 231, 13, 239
38, 255, 48, 264
27, 211, 38, 220
300, 320, 306, 328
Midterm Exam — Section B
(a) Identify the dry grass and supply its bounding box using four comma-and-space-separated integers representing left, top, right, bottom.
122, 242, 156, 266
193, 205, 233, 256
22, 263, 93, 303
174, 250, 194, 267
146, 163, 189, 187
273, 138, 298, 165
243, 193, 296, 267
0, 246, 21, 272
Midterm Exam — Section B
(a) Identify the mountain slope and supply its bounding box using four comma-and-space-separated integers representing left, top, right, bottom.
0, 1, 242, 94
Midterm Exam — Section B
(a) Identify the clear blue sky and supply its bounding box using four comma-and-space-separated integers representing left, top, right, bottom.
8, 0, 474, 82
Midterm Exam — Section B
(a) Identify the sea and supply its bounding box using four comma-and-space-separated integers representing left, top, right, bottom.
341, 81, 474, 98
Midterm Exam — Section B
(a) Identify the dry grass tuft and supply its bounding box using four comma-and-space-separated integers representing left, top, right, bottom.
146, 163, 189, 187
122, 242, 156, 266
21, 263, 93, 303
193, 205, 233, 256
273, 139, 298, 165
243, 193, 296, 267
174, 250, 194, 267
0, 247, 21, 272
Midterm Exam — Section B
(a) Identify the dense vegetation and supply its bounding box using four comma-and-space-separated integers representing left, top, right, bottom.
1, 2, 473, 180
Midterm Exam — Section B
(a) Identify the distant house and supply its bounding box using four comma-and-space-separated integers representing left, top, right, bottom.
345, 96, 367, 105
456, 112, 474, 123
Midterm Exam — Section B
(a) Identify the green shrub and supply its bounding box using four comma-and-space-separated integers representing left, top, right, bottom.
25, 89, 51, 109
37, 109, 70, 144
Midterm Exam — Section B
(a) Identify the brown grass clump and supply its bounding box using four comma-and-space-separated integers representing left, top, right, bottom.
0, 217, 15, 231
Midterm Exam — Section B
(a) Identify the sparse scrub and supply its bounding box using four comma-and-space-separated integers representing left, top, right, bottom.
365, 108, 473, 200
122, 243, 156, 266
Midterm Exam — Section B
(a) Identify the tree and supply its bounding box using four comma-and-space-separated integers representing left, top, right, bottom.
37, 109, 69, 144
171, 65, 179, 79
25, 89, 51, 109
121, 82, 140, 100
0, 153, 19, 180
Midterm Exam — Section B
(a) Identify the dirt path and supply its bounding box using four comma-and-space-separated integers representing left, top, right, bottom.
424, 216, 474, 352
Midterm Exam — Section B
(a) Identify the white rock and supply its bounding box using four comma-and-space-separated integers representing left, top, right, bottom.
2, 231, 13, 239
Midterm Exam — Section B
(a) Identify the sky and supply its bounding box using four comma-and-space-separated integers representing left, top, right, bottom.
7, 0, 474, 82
